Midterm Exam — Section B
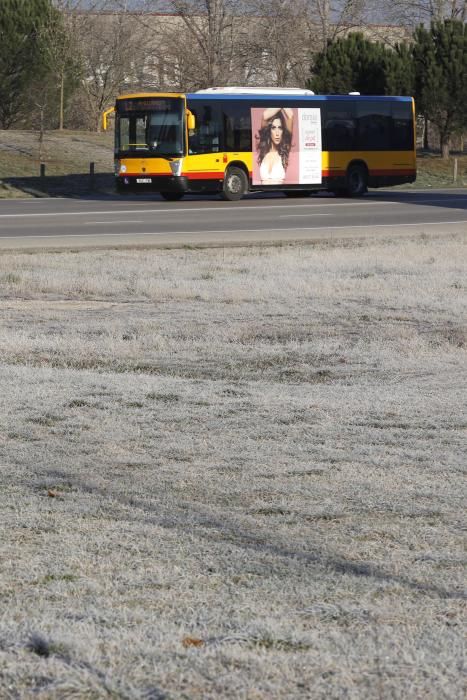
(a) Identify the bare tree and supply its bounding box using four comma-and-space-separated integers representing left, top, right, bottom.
167, 1, 242, 86
76, 10, 145, 129
371, 0, 466, 27
118, 0, 372, 89
305, 0, 369, 51
77, 0, 445, 102
244, 1, 312, 87
123, 0, 250, 88
108, 1, 208, 91
244, 1, 372, 87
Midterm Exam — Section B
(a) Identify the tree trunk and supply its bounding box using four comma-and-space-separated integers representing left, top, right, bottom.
59, 72, 64, 131
37, 105, 45, 162
423, 115, 429, 150
441, 136, 450, 159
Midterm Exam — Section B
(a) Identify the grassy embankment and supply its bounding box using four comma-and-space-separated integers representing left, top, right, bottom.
0, 130, 114, 197
0, 235, 466, 698
0, 129, 466, 197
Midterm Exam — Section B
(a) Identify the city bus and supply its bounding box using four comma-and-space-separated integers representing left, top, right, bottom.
102, 87, 416, 201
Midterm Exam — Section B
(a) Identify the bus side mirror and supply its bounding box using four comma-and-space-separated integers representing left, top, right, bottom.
102, 106, 115, 131
187, 111, 196, 131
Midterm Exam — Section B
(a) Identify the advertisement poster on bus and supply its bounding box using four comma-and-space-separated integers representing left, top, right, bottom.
251, 107, 322, 186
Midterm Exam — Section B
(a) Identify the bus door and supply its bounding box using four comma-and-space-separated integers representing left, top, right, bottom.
186, 103, 225, 185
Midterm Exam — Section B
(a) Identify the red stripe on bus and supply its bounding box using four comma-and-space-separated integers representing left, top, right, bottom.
124, 168, 415, 180
183, 172, 223, 180
322, 168, 415, 177
322, 170, 345, 177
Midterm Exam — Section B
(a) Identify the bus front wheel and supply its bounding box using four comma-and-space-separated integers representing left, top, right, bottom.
346, 164, 368, 197
160, 191, 184, 201
222, 167, 248, 201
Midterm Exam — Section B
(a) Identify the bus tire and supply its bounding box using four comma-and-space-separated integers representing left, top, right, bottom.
346, 164, 368, 197
160, 191, 184, 201
222, 166, 248, 201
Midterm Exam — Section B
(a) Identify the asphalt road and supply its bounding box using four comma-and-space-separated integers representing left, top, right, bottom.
0, 188, 466, 250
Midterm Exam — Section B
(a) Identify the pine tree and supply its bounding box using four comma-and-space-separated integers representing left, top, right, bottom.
0, 0, 52, 128
309, 33, 414, 96
37, 6, 83, 130
413, 20, 467, 158
384, 43, 415, 97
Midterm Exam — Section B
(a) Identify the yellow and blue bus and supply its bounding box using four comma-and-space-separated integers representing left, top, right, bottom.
103, 87, 416, 201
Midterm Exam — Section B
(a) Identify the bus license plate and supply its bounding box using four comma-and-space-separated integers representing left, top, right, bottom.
136, 178, 152, 183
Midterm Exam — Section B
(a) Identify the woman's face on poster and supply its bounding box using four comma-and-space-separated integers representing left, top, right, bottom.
270, 117, 283, 146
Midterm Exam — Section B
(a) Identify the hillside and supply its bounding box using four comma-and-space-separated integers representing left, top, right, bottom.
0, 130, 114, 198
0, 129, 465, 198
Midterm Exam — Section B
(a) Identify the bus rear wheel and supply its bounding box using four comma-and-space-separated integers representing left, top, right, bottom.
346, 164, 368, 197
160, 191, 184, 201
222, 166, 248, 201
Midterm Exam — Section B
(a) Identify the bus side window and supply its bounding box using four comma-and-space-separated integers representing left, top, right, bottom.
392, 102, 414, 150
324, 109, 356, 151
355, 101, 391, 151
188, 104, 221, 154
221, 102, 251, 151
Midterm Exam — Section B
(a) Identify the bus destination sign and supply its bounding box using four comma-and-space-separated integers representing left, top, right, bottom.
118, 98, 178, 113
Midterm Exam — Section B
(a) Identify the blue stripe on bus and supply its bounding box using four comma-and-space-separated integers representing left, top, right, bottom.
186, 94, 413, 102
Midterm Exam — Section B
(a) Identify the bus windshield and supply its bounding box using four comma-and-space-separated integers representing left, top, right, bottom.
116, 97, 185, 157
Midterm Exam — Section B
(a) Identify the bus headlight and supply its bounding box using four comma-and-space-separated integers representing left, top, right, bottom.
169, 159, 183, 177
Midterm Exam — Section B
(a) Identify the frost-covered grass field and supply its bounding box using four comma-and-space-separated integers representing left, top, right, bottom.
0, 234, 466, 699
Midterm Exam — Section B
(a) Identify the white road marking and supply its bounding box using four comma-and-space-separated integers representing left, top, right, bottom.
0, 202, 376, 219
280, 213, 330, 218
0, 197, 465, 221
0, 188, 464, 206
86, 220, 144, 225
0, 197, 58, 203
1, 220, 467, 240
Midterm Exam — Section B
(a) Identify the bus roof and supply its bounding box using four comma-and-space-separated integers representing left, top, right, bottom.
187, 93, 413, 102
116, 93, 185, 100
195, 87, 315, 95
116, 92, 413, 103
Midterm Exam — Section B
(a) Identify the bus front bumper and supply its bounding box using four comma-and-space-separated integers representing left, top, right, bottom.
116, 175, 189, 192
